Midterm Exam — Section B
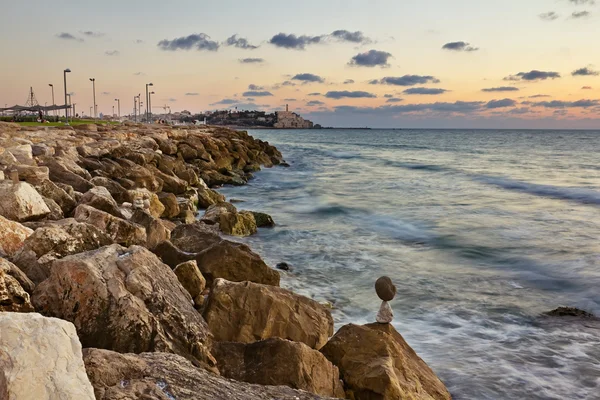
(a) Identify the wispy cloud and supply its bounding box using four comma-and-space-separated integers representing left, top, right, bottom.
403, 88, 448, 95
81, 31, 104, 38
572, 67, 599, 76
571, 11, 591, 18
225, 34, 259, 49
539, 12, 560, 21
239, 58, 265, 64
56, 32, 82, 41
185, 93, 199, 96
242, 91, 273, 97
343, 79, 355, 84
307, 100, 326, 106
105, 50, 120, 56
482, 87, 520, 92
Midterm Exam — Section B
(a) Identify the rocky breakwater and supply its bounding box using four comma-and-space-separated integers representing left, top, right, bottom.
0, 121, 452, 399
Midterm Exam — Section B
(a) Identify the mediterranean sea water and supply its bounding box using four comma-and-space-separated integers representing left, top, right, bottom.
218, 129, 600, 400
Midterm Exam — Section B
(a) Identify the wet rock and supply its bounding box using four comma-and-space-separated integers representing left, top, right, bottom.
197, 187, 226, 209
32, 244, 216, 370
251, 211, 276, 227
151, 240, 196, 268
0, 313, 95, 399
35, 179, 77, 215
158, 192, 180, 218
170, 221, 222, 253
83, 348, 336, 400
0, 181, 51, 222
0, 214, 33, 257
79, 186, 125, 218
174, 260, 206, 299
203, 203, 257, 236
213, 338, 345, 398
196, 239, 280, 286
204, 279, 332, 349
0, 268, 34, 312
545, 307, 597, 319
276, 262, 291, 271
74, 204, 147, 246
321, 323, 452, 400
130, 208, 171, 249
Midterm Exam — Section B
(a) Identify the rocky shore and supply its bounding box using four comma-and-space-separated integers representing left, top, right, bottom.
0, 121, 452, 400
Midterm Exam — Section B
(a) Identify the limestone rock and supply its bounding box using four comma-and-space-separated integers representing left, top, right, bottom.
0, 313, 95, 399
213, 338, 345, 398
203, 202, 257, 236
0, 258, 35, 294
170, 221, 222, 253
174, 260, 206, 299
79, 186, 125, 218
74, 204, 147, 246
89, 177, 128, 204
0, 214, 33, 257
204, 279, 332, 349
130, 208, 171, 249
125, 188, 165, 218
5, 144, 34, 165
158, 192, 180, 218
251, 211, 276, 227
42, 157, 94, 193
152, 240, 196, 268
0, 181, 51, 222
42, 196, 64, 220
0, 269, 34, 312
83, 348, 336, 400
11, 164, 50, 184
195, 239, 280, 286
197, 187, 226, 209
321, 323, 452, 400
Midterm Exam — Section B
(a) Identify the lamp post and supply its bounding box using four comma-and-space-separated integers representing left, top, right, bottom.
89, 107, 92, 118
114, 98, 120, 118
145, 83, 153, 122
48, 84, 55, 117
89, 78, 96, 120
148, 91, 155, 123
72, 103, 76, 118
133, 96, 137, 122
63, 68, 71, 123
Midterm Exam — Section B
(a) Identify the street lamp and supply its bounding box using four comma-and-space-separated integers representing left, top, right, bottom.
89, 106, 92, 118
63, 68, 71, 123
114, 98, 120, 118
145, 83, 153, 122
72, 103, 76, 118
148, 91, 155, 123
89, 78, 96, 120
133, 96, 137, 122
48, 84, 55, 117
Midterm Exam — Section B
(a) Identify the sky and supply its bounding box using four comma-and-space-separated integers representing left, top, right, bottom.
1, 0, 599, 129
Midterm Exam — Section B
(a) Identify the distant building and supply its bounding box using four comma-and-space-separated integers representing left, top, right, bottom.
274, 104, 314, 129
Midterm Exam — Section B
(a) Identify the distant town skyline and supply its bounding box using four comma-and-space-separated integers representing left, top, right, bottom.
1, 0, 599, 128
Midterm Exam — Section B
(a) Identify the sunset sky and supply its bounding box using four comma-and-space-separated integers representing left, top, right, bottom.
1, 0, 599, 128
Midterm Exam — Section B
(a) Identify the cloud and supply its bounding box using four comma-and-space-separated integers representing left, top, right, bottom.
582, 86, 593, 89
211, 98, 238, 105
248, 84, 264, 90
386, 98, 403, 103
133, 72, 145, 76
284, 98, 297, 101
482, 87, 520, 92
343, 79, 355, 84
307, 100, 326, 106
329, 101, 484, 115
504, 70, 561, 81
239, 58, 265, 64
269, 33, 323, 49
486, 98, 517, 108
530, 99, 599, 108
508, 108, 532, 115
292, 73, 324, 83
330, 30, 371, 44
371, 75, 440, 86
242, 91, 273, 97
539, 12, 559, 21
529, 94, 551, 98
81, 31, 104, 38
185, 93, 199, 96
157, 33, 219, 51
225, 34, 258, 49
442, 41, 479, 52
135, 39, 144, 44
349, 50, 392, 67
403, 88, 448, 95
105, 50, 120, 56
571, 11, 591, 18
308, 92, 321, 96
572, 67, 599, 76
325, 91, 377, 99
56, 32, 82, 41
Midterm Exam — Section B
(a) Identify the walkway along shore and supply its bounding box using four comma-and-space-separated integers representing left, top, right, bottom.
0, 121, 451, 400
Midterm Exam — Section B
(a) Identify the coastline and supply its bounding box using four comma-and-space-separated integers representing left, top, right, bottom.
0, 122, 450, 399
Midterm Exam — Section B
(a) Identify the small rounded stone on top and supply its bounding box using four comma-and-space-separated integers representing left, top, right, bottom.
375, 276, 396, 302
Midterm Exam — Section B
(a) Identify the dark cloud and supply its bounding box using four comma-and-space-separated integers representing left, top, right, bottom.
269, 33, 322, 49
331, 30, 371, 44
486, 99, 517, 108
308, 92, 321, 96
81, 31, 104, 37
386, 98, 403, 103
482, 86, 520, 92
105, 50, 120, 56
225, 34, 258, 49
504, 70, 561, 81
529, 94, 551, 98
292, 73, 324, 83
157, 33, 219, 51
248, 84, 264, 90
403, 88, 448, 95
330, 101, 484, 114
371, 75, 441, 86
582, 86, 593, 89
185, 93, 199, 96
239, 58, 264, 64
307, 100, 326, 106
56, 32, 82, 41
210, 98, 238, 105
442, 41, 479, 52
325, 91, 377, 99
571, 11, 591, 18
343, 79, 355, 84
539, 12, 560, 21
242, 91, 273, 97
349, 50, 392, 67
572, 67, 599, 76
384, 94, 394, 98
530, 99, 599, 108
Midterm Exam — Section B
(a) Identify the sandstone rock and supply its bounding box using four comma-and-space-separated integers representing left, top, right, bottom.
214, 338, 345, 398
174, 260, 206, 299
321, 323, 452, 400
0, 214, 33, 257
158, 192, 180, 218
170, 221, 222, 253
31, 144, 55, 157
0, 313, 95, 399
83, 348, 336, 400
89, 177, 128, 204
251, 211, 276, 227
74, 204, 147, 246
12, 218, 113, 284
196, 239, 280, 286
11, 164, 50, 184
177, 209, 197, 224
79, 186, 125, 218
0, 181, 51, 222
35, 179, 77, 215
42, 196, 65, 220
152, 240, 196, 268
0, 258, 34, 294
124, 188, 165, 218
197, 187, 226, 209
32, 244, 215, 370
0, 269, 34, 312
203, 203, 257, 236
130, 208, 171, 249
42, 158, 94, 193
5, 144, 34, 165
204, 279, 332, 349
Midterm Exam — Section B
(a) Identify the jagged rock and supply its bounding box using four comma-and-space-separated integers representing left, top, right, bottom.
0, 258, 34, 294
152, 240, 196, 268
32, 245, 216, 370
197, 187, 226, 209
74, 204, 147, 246
79, 186, 125, 218
0, 181, 50, 222
35, 179, 77, 215
130, 208, 171, 249
83, 348, 337, 400
42, 157, 94, 193
321, 323, 452, 400
158, 192, 180, 218
149, 166, 189, 194
170, 221, 222, 253
0, 214, 33, 257
177, 209, 197, 224
42, 196, 64, 220
12, 218, 113, 284
5, 144, 34, 165
174, 260, 206, 299
204, 279, 332, 349
89, 177, 128, 204
11, 164, 50, 184
196, 239, 280, 286
203, 203, 257, 236
0, 268, 34, 312
213, 338, 345, 398
31, 144, 55, 157
0, 313, 95, 399
251, 211, 276, 227
123, 188, 165, 218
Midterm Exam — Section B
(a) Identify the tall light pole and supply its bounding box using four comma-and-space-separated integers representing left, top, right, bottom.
63, 68, 71, 123
89, 106, 92, 118
133, 96, 137, 122
89, 78, 96, 120
73, 103, 76, 118
145, 83, 153, 122
114, 98, 120, 118
148, 91, 155, 123
48, 84, 55, 117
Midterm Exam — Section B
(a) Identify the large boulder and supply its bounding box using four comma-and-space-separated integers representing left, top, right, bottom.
195, 239, 280, 286
11, 164, 50, 184
251, 211, 276, 228
130, 209, 171, 249
0, 313, 95, 400
170, 221, 222, 253
79, 186, 125, 218
214, 338, 345, 398
0, 181, 51, 222
321, 323, 452, 400
74, 204, 147, 246
32, 245, 215, 370
124, 188, 165, 219
0, 268, 34, 312
203, 203, 257, 236
157, 192, 180, 218
204, 279, 332, 349
12, 219, 113, 284
0, 215, 33, 257
89, 177, 128, 204
174, 260, 206, 299
83, 348, 337, 400
42, 157, 94, 193
197, 187, 226, 209
0, 258, 34, 294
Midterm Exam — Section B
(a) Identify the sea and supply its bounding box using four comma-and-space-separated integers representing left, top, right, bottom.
218, 128, 600, 400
